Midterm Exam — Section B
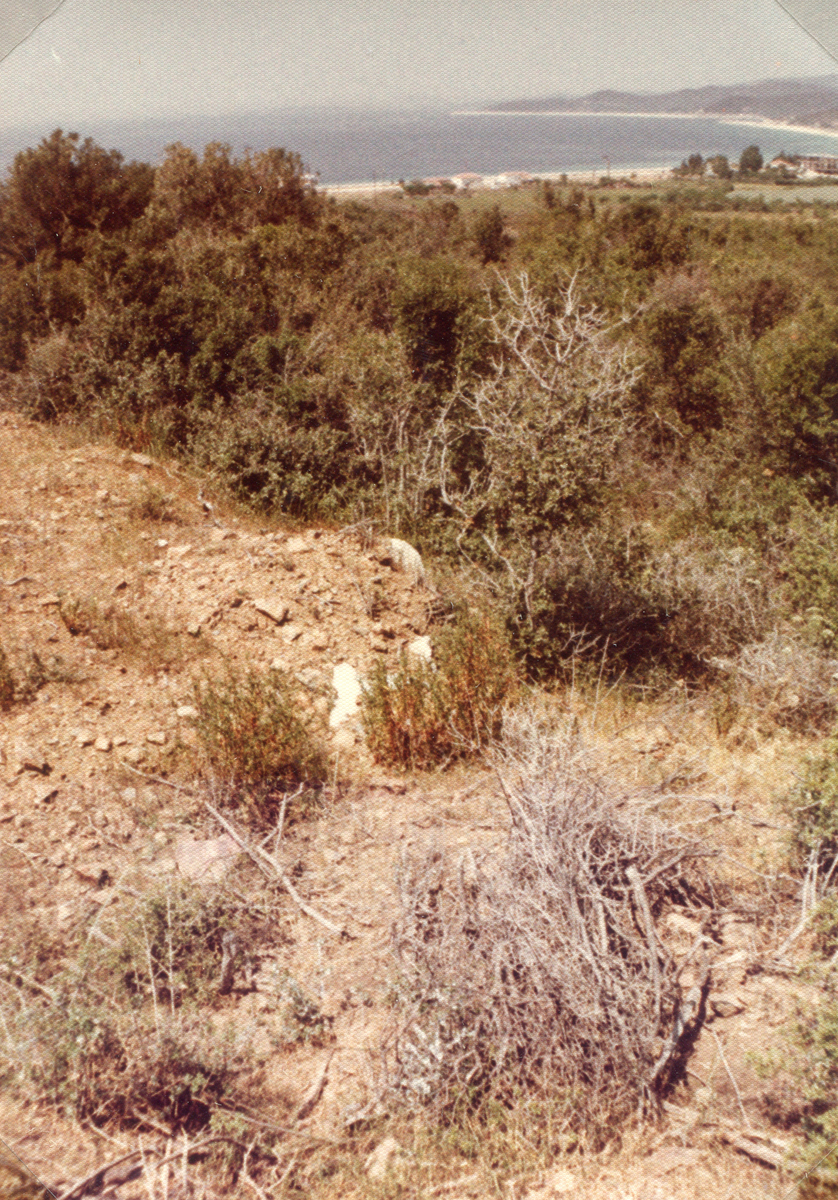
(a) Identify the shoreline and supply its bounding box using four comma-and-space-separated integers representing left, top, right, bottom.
717, 115, 838, 139
455, 109, 838, 142
453, 109, 709, 119
321, 110, 838, 197
323, 163, 676, 197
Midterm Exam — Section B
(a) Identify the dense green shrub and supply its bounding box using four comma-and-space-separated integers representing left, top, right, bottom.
785, 730, 838, 880
784, 503, 838, 646
472, 203, 511, 264
11, 128, 838, 689
638, 297, 732, 434
756, 307, 838, 497
392, 256, 478, 389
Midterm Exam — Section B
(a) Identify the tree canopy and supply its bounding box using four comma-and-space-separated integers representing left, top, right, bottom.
738, 144, 764, 174
0, 130, 153, 268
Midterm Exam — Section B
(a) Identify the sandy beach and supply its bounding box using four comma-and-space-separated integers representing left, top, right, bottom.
453, 109, 709, 119
456, 108, 838, 142
717, 115, 838, 139
322, 164, 676, 198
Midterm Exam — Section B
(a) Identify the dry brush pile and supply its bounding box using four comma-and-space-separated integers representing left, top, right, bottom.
386, 719, 718, 1143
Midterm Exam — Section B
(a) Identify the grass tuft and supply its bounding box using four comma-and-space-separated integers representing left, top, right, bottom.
362, 608, 519, 769
192, 665, 328, 820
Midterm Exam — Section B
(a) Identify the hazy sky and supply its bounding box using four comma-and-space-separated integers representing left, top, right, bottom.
0, 0, 835, 131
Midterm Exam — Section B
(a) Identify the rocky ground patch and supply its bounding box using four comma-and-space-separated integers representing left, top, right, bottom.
0, 413, 829, 1199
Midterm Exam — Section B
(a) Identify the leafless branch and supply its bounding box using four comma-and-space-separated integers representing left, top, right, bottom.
386, 714, 716, 1135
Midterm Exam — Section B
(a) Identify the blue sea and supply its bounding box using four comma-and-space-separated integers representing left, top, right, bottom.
3, 105, 838, 184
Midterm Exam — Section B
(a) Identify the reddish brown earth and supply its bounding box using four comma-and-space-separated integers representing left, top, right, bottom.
0, 412, 824, 1199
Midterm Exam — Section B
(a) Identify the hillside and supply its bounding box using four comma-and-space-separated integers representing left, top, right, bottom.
6, 128, 838, 1196
0, 410, 829, 1199
488, 73, 838, 126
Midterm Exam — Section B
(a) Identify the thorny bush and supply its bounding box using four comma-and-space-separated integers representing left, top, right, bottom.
386, 712, 716, 1144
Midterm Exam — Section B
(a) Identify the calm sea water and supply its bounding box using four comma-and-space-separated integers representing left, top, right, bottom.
3, 106, 838, 185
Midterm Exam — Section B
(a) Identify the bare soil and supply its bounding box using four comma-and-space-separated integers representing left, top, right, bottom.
0, 412, 826, 1199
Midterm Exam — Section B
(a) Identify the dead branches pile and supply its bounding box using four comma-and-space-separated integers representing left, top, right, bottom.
711, 629, 838, 732
388, 732, 714, 1139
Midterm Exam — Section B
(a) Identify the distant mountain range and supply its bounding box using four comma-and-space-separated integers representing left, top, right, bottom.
488, 75, 838, 128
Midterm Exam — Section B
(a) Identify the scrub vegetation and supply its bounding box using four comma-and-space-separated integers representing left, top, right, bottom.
8, 129, 838, 1194
7, 132, 838, 700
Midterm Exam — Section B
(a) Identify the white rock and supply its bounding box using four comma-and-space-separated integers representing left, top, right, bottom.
364, 1137, 412, 1182
387, 537, 426, 584
407, 635, 433, 662
333, 727, 358, 751
330, 662, 363, 729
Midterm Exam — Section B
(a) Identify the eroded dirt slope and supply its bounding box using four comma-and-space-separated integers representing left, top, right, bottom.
0, 413, 824, 1200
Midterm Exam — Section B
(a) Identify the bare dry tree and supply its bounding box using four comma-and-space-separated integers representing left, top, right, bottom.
387, 714, 716, 1141
428, 271, 643, 619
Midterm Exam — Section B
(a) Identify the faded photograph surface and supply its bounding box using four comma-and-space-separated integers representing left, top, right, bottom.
1, 5, 838, 1199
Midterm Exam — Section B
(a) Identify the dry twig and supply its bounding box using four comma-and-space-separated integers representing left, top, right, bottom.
387, 721, 716, 1136
204, 801, 348, 937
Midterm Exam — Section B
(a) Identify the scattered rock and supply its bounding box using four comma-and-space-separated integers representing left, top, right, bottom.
146, 731, 167, 745
176, 705, 198, 719
285, 536, 311, 554
384, 537, 425, 584
73, 862, 112, 887
32, 784, 58, 806
253, 598, 290, 625
128, 452, 153, 468
719, 914, 754, 950
14, 742, 51, 773
364, 1137, 413, 1182
94, 736, 112, 752
710, 992, 747, 1020
173, 833, 241, 883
